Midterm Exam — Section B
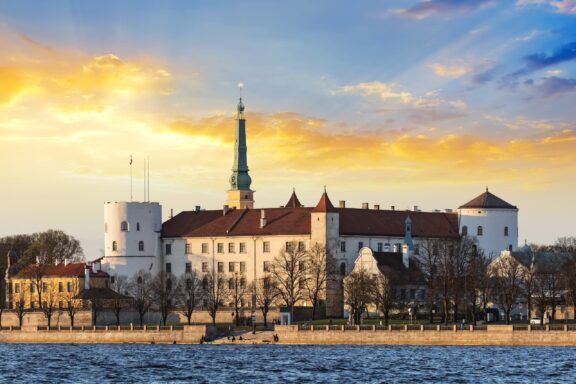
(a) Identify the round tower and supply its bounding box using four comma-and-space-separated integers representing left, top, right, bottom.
102, 201, 162, 278
457, 189, 518, 259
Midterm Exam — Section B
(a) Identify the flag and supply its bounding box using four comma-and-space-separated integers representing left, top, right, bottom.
130, 155, 133, 165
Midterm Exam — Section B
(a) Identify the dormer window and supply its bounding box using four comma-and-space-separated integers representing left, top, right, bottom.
477, 226, 483, 236
120, 221, 129, 231
504, 226, 509, 237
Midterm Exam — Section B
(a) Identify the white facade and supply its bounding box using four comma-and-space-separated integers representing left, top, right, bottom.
102, 201, 162, 278
458, 207, 518, 258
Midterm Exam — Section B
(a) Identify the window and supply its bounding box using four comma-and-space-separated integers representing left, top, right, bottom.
414, 244, 420, 255
410, 289, 416, 300
111, 276, 115, 284
358, 242, 363, 250
477, 226, 483, 236
218, 262, 224, 273
165, 263, 171, 273
202, 262, 208, 273
185, 262, 191, 274
263, 261, 270, 272
509, 244, 513, 251
472, 244, 477, 256
202, 278, 208, 291
138, 241, 144, 251
263, 241, 270, 253
340, 262, 346, 276
377, 243, 383, 252
137, 276, 143, 285
285, 242, 294, 252
340, 241, 346, 252
228, 243, 235, 253
239, 242, 246, 253
298, 241, 305, 252
14, 283, 19, 293
42, 282, 47, 293
185, 243, 191, 254
229, 262, 236, 272
112, 241, 117, 251
30, 301, 35, 310
462, 225, 468, 236
136, 222, 140, 231
58, 282, 63, 293
504, 226, 509, 237
165, 244, 172, 255
217, 243, 224, 253
120, 221, 128, 231
30, 284, 35, 293
67, 282, 72, 292
240, 278, 246, 289
229, 278, 234, 290
240, 262, 246, 273
166, 279, 172, 291
201, 243, 209, 254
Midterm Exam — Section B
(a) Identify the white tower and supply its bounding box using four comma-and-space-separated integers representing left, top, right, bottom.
457, 189, 518, 259
102, 201, 162, 278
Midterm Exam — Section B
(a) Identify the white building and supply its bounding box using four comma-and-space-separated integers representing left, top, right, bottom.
100, 97, 519, 317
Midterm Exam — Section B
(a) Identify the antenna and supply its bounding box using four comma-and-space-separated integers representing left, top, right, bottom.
130, 155, 133, 201
147, 157, 150, 202
143, 159, 147, 202
238, 82, 243, 99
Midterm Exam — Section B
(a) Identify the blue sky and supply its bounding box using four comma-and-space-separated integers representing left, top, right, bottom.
0, 0, 575, 257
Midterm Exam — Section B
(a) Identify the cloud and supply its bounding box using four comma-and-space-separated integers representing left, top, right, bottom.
397, 0, 494, 19
516, 0, 576, 14
430, 63, 470, 78
535, 76, 576, 97
334, 81, 414, 104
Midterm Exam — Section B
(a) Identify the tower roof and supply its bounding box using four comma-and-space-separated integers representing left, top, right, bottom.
311, 190, 337, 213
459, 189, 517, 209
285, 188, 303, 208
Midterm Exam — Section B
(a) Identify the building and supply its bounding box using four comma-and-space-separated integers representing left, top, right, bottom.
100, 96, 519, 318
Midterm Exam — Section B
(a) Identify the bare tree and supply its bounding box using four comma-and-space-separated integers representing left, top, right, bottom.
151, 272, 178, 326
110, 275, 129, 326
304, 242, 335, 320
462, 238, 488, 325
203, 268, 229, 326
373, 270, 396, 326
38, 280, 60, 328
415, 239, 441, 323
343, 270, 375, 325
229, 272, 248, 326
177, 271, 203, 325
14, 287, 26, 327
127, 270, 154, 326
61, 280, 82, 327
270, 241, 307, 316
254, 274, 277, 327
489, 254, 525, 324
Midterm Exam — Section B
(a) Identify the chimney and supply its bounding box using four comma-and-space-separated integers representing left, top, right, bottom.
339, 200, 346, 208
445, 209, 453, 213
260, 209, 267, 228
362, 202, 369, 209
54, 258, 59, 266
374, 204, 380, 210
223, 205, 230, 216
170, 208, 174, 218
413, 205, 419, 212
391, 206, 395, 211
36, 256, 40, 265
84, 264, 91, 290
195, 205, 201, 212
64, 258, 69, 267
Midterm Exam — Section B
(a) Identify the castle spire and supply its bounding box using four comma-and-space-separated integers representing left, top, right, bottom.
227, 83, 254, 209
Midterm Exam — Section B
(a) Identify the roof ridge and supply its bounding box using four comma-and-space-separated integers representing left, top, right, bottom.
226, 208, 249, 234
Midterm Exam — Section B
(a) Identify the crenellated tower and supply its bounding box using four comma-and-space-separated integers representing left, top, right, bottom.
227, 93, 254, 209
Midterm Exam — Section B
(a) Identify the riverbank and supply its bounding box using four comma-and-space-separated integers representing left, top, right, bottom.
273, 324, 576, 346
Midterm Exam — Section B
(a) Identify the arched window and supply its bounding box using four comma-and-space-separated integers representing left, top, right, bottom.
462, 225, 468, 236
340, 262, 346, 277
120, 221, 129, 231
138, 241, 144, 251
112, 241, 117, 251
504, 226, 509, 237
477, 226, 483, 236
166, 279, 172, 291
136, 222, 140, 231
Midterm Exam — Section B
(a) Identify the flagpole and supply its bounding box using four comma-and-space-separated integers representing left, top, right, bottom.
130, 155, 133, 201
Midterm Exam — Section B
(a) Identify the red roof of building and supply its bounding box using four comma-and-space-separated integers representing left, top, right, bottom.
311, 191, 337, 213
459, 190, 517, 209
285, 189, 304, 208
13, 263, 109, 279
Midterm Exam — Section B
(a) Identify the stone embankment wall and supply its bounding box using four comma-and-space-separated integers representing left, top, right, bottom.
0, 325, 208, 344
274, 325, 576, 346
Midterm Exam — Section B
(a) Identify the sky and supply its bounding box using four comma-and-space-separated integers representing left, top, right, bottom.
1, 0, 575, 259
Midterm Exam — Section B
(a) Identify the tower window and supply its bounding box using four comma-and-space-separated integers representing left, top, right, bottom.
112, 241, 117, 251
120, 221, 129, 231
165, 244, 172, 255
462, 226, 468, 236
136, 222, 140, 231
185, 243, 191, 254
340, 262, 346, 277
165, 263, 171, 273
477, 226, 483, 236
138, 241, 144, 251
340, 241, 346, 252
504, 226, 509, 237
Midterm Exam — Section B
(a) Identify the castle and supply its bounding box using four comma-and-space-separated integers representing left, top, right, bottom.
99, 96, 519, 317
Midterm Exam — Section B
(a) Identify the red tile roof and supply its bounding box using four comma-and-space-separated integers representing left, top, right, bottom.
285, 189, 304, 208
459, 190, 517, 209
162, 206, 459, 239
13, 263, 109, 279
311, 191, 337, 213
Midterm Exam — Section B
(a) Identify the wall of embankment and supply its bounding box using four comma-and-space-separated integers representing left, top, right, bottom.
0, 325, 208, 344
274, 325, 576, 346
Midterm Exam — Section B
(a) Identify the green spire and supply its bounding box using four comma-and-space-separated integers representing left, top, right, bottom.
229, 95, 252, 191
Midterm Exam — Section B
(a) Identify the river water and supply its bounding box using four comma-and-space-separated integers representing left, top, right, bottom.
0, 344, 573, 383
